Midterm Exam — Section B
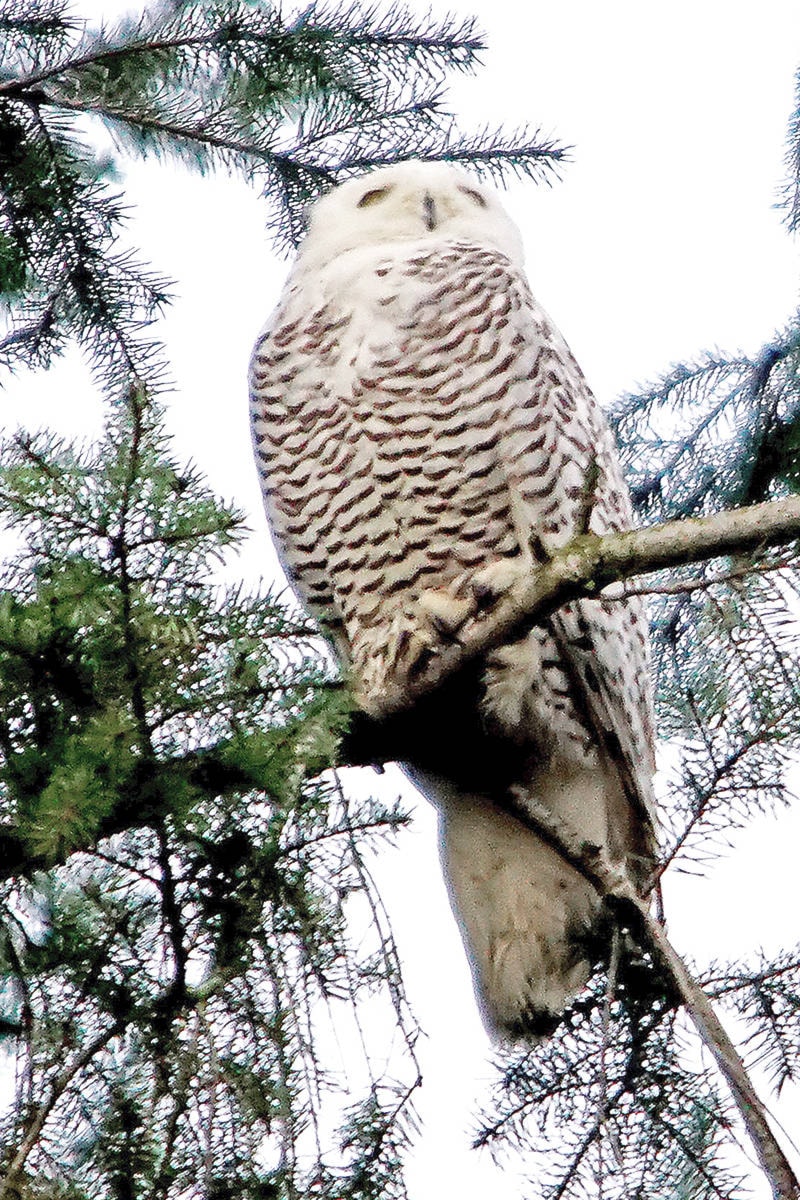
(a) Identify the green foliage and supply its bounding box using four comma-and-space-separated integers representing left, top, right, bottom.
0, 387, 414, 1198
605, 327, 800, 875
611, 328, 800, 521
473, 932, 800, 1199
603, 71, 800, 875
0, 0, 566, 395
782, 65, 800, 233
705, 949, 800, 1096
476, 950, 745, 1200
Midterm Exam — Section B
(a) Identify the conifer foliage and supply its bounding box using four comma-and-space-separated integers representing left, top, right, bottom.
0, 385, 416, 1199
0, 2, 564, 1196
2, 1, 800, 1197
0, 0, 563, 393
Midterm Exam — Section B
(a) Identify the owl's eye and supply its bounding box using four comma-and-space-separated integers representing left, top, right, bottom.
458, 185, 487, 208
357, 186, 391, 208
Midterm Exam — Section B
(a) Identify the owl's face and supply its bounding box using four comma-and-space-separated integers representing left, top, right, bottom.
296, 160, 525, 273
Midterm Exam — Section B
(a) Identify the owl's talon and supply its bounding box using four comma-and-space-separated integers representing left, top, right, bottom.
417, 587, 474, 636
471, 557, 529, 606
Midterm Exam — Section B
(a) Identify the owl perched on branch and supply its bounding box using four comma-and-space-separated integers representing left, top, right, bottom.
249, 161, 657, 1039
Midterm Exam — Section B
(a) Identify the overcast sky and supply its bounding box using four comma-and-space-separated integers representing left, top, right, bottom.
5, 1, 800, 1195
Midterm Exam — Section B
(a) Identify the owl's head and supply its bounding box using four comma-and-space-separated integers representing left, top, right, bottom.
296, 160, 525, 272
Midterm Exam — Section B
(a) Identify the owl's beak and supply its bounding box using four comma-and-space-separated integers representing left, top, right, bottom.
422, 193, 437, 231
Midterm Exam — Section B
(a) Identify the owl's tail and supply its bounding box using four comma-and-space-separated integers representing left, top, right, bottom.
411, 765, 613, 1039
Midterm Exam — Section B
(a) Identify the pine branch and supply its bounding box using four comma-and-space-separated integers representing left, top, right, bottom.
0, 1018, 124, 1200
349, 494, 800, 721
0, 3, 485, 100
781, 65, 800, 233
488, 793, 798, 1200
612, 327, 800, 520
0, 0, 569, 389
0, 0, 76, 68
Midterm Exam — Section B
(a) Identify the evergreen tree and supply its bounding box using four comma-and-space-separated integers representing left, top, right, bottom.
0, 385, 418, 1199
3, 2, 800, 1198
0, 2, 564, 1196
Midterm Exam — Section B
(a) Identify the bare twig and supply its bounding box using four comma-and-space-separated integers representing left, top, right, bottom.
621, 555, 796, 598
596, 928, 626, 1188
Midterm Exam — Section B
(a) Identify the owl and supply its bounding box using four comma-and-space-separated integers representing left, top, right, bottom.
249, 160, 657, 1039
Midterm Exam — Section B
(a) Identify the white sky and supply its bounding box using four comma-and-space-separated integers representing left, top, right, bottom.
5, 1, 800, 1195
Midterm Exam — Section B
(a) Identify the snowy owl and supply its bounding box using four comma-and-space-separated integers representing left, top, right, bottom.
249, 160, 657, 1038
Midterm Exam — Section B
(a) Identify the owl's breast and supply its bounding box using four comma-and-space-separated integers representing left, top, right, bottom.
250, 241, 547, 642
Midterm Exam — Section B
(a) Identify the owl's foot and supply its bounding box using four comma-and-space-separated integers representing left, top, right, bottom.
354, 563, 529, 717
471, 557, 530, 607
355, 579, 478, 715
355, 590, 467, 716
417, 559, 530, 632
416, 585, 475, 635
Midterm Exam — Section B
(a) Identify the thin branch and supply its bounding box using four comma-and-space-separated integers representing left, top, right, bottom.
706, 958, 800, 1000
113, 382, 156, 743
0, 1020, 123, 1199
551, 1083, 627, 1200
359, 494, 800, 718
277, 813, 407, 859
655, 1113, 735, 1200
493, 790, 799, 1200
0, 30, 227, 95
622, 555, 797, 598
596, 928, 626, 1188
656, 713, 789, 879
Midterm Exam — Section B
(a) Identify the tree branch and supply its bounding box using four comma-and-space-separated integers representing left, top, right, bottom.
0, 1021, 124, 1200
495, 792, 799, 1200
359, 494, 800, 720
3, 494, 798, 878
339, 493, 800, 1198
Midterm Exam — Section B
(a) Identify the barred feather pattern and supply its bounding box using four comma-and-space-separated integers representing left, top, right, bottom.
249, 162, 657, 1038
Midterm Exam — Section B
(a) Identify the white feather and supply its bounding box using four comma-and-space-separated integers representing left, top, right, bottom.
249, 160, 657, 1039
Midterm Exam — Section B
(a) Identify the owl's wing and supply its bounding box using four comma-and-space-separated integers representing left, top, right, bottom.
554, 420, 656, 837
549, 598, 657, 834
497, 301, 658, 864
